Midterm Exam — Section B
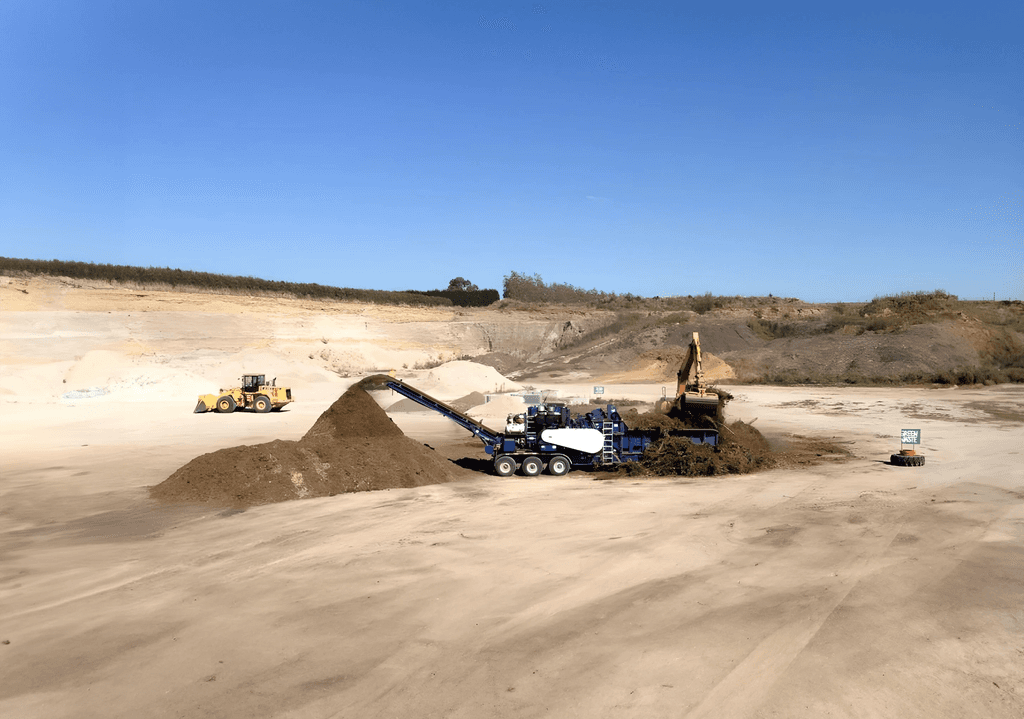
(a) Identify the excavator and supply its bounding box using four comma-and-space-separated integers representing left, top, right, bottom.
654, 331, 722, 420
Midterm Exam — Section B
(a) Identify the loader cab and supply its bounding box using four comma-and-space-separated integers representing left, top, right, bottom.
242, 374, 266, 393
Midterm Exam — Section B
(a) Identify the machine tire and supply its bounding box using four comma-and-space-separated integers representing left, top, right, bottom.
254, 395, 272, 414
494, 456, 517, 477
520, 456, 544, 477
547, 455, 571, 476
890, 453, 925, 467
216, 395, 236, 413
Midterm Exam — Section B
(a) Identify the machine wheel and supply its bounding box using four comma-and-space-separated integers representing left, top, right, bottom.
254, 395, 272, 413
494, 456, 517, 477
520, 456, 544, 477
891, 453, 925, 466
547, 455, 571, 476
216, 395, 236, 413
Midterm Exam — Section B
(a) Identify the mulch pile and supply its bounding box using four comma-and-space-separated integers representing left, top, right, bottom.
616, 408, 776, 477
151, 383, 468, 508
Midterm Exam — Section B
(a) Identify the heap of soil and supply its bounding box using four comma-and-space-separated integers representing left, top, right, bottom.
449, 391, 487, 412
151, 384, 468, 508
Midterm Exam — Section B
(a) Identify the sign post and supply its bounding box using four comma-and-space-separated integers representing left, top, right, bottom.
900, 429, 921, 452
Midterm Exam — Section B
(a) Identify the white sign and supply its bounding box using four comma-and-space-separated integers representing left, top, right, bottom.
901, 429, 921, 444
593, 386, 604, 395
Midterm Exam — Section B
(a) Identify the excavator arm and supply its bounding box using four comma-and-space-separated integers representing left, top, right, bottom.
675, 333, 704, 397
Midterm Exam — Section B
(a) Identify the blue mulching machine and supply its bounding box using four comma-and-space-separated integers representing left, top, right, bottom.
376, 376, 717, 477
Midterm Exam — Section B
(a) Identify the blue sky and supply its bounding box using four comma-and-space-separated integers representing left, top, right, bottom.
1, 1, 1020, 302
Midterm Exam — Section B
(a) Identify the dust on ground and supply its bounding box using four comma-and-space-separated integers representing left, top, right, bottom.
767, 433, 855, 467
965, 400, 1024, 424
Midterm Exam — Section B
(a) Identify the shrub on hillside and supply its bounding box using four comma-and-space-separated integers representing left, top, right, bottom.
860, 290, 958, 318
410, 288, 500, 307
0, 257, 458, 307
502, 271, 615, 304
746, 318, 810, 340
689, 292, 716, 315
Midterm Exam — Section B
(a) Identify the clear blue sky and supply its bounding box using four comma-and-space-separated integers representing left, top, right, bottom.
1, 1, 1020, 302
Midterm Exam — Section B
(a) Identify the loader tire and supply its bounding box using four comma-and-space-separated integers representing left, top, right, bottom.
520, 456, 544, 477
254, 395, 272, 414
494, 456, 517, 477
547, 455, 571, 476
890, 453, 925, 467
216, 395, 236, 413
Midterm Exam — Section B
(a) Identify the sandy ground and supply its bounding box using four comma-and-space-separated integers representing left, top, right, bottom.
1, 383, 1022, 718
2, 282, 1023, 717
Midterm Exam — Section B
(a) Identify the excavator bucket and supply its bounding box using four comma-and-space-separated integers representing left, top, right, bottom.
680, 391, 720, 413
679, 393, 720, 417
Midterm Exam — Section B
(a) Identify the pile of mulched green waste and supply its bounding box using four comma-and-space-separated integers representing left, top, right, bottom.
615, 408, 775, 477
151, 378, 469, 508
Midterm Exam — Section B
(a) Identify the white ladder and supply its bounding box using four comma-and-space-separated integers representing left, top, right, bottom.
602, 420, 619, 464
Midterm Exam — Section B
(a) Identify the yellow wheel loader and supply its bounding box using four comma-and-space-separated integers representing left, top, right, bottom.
655, 332, 722, 419
195, 373, 293, 414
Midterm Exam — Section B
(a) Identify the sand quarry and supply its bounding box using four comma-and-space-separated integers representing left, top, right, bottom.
2, 278, 1023, 718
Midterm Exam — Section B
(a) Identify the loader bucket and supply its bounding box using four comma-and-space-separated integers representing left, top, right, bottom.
194, 400, 209, 413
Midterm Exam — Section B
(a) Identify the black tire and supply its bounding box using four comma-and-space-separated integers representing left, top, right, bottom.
520, 456, 544, 477
547, 455, 571, 476
890, 453, 925, 467
494, 456, 517, 477
254, 395, 272, 414
216, 395, 236, 413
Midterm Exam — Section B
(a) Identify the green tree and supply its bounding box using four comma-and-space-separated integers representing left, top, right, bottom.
446, 277, 479, 292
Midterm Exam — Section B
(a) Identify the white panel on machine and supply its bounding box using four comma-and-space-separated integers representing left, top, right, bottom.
540, 428, 605, 454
